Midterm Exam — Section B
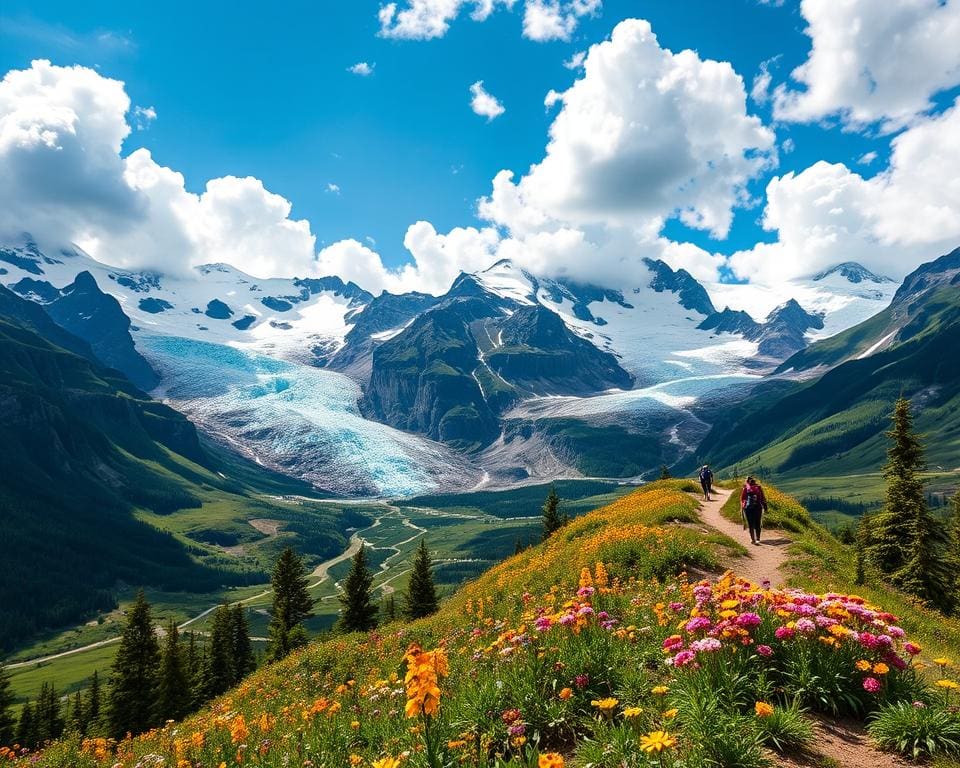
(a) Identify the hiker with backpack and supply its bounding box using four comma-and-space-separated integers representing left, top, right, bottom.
740, 476, 768, 545
698, 464, 714, 501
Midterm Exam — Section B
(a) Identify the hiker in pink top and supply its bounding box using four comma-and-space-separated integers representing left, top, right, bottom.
740, 476, 768, 546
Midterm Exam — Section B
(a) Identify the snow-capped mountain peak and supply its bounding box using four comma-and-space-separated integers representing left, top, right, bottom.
812, 262, 895, 285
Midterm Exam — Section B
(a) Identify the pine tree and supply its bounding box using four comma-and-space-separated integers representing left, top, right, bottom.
513, 537, 525, 555
541, 486, 564, 541
405, 539, 439, 619
184, 632, 204, 710
231, 605, 255, 682
204, 605, 236, 698
85, 670, 102, 735
15, 702, 35, 749
381, 595, 397, 623
156, 621, 190, 722
107, 590, 160, 738
34, 682, 63, 744
950, 493, 960, 603
0, 663, 15, 746
70, 689, 85, 736
267, 548, 314, 661
867, 398, 928, 572
658, 464, 672, 480
337, 546, 378, 633
867, 398, 952, 608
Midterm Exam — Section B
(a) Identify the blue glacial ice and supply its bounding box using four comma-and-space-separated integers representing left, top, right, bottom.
138, 335, 473, 497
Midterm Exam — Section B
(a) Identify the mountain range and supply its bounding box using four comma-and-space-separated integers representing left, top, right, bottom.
0, 234, 903, 492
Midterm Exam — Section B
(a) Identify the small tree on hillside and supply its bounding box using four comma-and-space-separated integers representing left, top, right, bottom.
156, 621, 190, 722
267, 548, 314, 661
867, 398, 928, 572
85, 670, 102, 735
204, 605, 236, 698
337, 546, 378, 633
541, 486, 565, 541
659, 464, 672, 480
0, 662, 15, 746
231, 604, 255, 681
34, 681, 63, 744
108, 590, 160, 738
405, 539, 439, 619
867, 398, 952, 609
15, 702, 35, 749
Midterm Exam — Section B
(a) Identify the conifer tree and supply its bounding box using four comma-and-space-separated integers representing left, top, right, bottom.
34, 682, 63, 744
183, 632, 205, 710
107, 590, 160, 737
231, 604, 255, 681
867, 398, 952, 608
950, 493, 960, 603
867, 398, 927, 571
381, 594, 397, 623
15, 702, 35, 749
0, 663, 15, 746
70, 689, 85, 736
659, 464, 672, 480
85, 670, 102, 734
337, 546, 378, 633
405, 539, 439, 619
513, 537, 525, 555
267, 548, 314, 661
156, 621, 190, 722
204, 605, 236, 698
541, 486, 564, 541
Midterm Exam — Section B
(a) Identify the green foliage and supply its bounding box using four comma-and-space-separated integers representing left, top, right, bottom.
866, 398, 954, 611
868, 701, 960, 759
0, 663, 14, 746
204, 605, 236, 698
107, 590, 160, 737
267, 548, 314, 661
659, 464, 672, 480
541, 485, 565, 541
756, 701, 815, 753
156, 621, 190, 722
405, 539, 439, 619
231, 605, 255, 681
337, 546, 378, 634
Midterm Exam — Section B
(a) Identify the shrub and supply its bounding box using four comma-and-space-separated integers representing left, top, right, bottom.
868, 701, 960, 759
755, 701, 815, 753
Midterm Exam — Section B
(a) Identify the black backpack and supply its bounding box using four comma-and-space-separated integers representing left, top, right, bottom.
744, 488, 760, 511
699, 468, 711, 482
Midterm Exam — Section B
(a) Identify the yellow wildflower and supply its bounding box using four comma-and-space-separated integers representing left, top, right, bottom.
640, 730, 677, 754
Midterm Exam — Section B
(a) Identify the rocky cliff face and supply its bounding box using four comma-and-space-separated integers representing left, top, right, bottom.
486, 305, 633, 395
46, 271, 160, 391
363, 297, 500, 450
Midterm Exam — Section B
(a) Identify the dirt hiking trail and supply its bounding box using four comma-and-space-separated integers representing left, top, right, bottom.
695, 488, 790, 587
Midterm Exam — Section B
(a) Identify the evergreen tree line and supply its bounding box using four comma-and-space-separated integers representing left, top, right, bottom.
857, 397, 960, 614
338, 538, 440, 632
1, 542, 444, 747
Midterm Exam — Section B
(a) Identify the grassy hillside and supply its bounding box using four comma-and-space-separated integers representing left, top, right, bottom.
0, 295, 366, 653
19, 482, 960, 768
690, 250, 960, 511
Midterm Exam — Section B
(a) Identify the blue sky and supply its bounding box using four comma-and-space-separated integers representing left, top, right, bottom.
2, 0, 959, 291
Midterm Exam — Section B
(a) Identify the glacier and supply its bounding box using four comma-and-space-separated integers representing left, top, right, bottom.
139, 334, 477, 497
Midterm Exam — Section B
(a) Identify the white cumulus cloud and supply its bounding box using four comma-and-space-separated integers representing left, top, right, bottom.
772, 0, 960, 131
730, 98, 960, 283
0, 60, 317, 279
347, 61, 375, 76
377, 0, 598, 42
469, 80, 506, 120
479, 19, 775, 241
